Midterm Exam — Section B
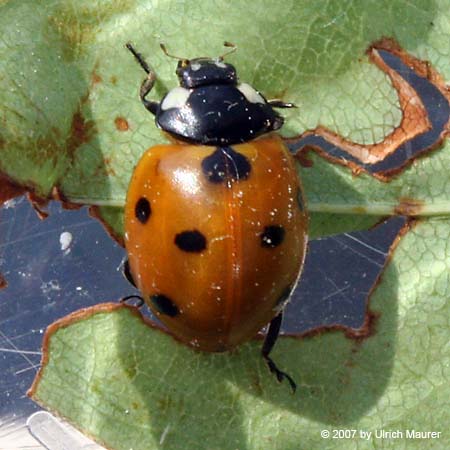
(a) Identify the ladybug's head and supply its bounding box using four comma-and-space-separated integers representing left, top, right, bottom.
159, 42, 238, 89
176, 58, 237, 88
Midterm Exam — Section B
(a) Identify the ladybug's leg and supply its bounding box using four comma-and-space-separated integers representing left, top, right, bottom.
268, 99, 296, 109
138, 72, 159, 115
261, 313, 297, 393
122, 258, 136, 288
126, 43, 160, 115
120, 295, 145, 308
120, 259, 145, 307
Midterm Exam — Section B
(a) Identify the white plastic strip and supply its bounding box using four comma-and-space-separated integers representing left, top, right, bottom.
27, 411, 105, 450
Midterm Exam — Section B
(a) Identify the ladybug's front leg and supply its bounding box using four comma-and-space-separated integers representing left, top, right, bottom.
262, 313, 297, 393
126, 43, 160, 115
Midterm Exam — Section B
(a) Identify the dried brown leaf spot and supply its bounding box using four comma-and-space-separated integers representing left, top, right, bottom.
114, 116, 130, 131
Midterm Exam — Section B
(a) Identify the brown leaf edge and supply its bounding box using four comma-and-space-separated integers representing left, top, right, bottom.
0, 63, 110, 228
284, 218, 416, 344
289, 37, 450, 181
26, 304, 133, 449
28, 302, 159, 397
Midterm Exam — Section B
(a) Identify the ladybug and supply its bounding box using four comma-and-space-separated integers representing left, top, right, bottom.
123, 42, 308, 392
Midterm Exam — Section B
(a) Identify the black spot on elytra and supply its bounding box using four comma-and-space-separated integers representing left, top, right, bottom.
150, 294, 179, 317
175, 230, 207, 252
275, 285, 293, 308
297, 188, 305, 212
261, 225, 285, 248
135, 197, 151, 224
201, 146, 251, 183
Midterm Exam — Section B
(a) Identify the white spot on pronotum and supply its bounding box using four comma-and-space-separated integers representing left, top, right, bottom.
214, 59, 227, 68
161, 87, 190, 110
237, 83, 265, 104
59, 231, 72, 254
190, 62, 201, 71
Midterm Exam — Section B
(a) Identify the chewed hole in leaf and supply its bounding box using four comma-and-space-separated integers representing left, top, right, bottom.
290, 38, 450, 180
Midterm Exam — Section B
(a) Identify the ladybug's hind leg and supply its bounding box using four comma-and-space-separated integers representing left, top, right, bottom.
262, 313, 297, 393
126, 43, 160, 115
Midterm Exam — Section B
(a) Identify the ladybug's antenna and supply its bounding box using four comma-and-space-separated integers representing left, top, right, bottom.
126, 42, 151, 74
218, 41, 237, 61
159, 43, 188, 63
160, 41, 236, 62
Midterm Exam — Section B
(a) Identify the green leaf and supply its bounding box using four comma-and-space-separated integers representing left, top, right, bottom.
31, 218, 450, 450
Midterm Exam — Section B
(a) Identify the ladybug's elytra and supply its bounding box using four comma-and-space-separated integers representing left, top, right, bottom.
124, 42, 308, 391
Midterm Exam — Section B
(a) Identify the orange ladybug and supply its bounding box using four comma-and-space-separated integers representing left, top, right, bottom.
124, 42, 308, 391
